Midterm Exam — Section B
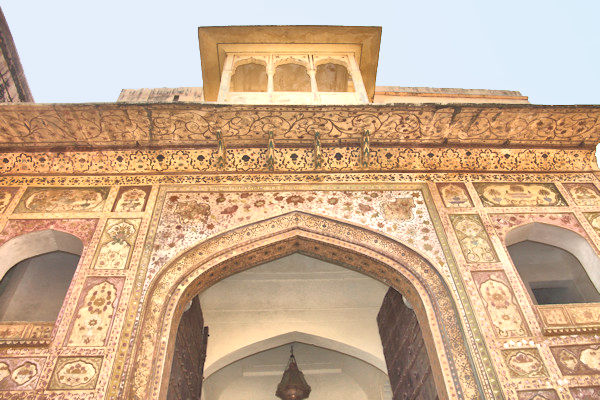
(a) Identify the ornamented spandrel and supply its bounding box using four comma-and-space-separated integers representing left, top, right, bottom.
0, 187, 16, 214
473, 183, 566, 207
450, 214, 499, 263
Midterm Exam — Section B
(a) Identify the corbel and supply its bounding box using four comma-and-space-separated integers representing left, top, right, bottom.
215, 130, 227, 168
266, 131, 275, 171
313, 131, 323, 169
360, 129, 370, 168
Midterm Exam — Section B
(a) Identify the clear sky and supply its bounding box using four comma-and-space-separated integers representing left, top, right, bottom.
2, 0, 599, 104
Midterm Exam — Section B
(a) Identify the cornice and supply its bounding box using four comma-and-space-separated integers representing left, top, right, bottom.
0, 103, 599, 151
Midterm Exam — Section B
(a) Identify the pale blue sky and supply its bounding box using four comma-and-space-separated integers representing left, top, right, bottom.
2, 0, 599, 104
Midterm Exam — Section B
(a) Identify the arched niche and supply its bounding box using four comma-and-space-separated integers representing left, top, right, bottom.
0, 229, 83, 321
274, 63, 311, 92
315, 61, 352, 92
124, 212, 483, 400
231, 60, 268, 92
506, 222, 600, 304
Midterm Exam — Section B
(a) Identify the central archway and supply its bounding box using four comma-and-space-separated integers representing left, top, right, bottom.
125, 212, 483, 400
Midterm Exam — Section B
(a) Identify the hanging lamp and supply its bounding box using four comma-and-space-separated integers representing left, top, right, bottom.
275, 346, 311, 400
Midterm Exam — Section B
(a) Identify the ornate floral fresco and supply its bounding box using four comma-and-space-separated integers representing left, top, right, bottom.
501, 348, 548, 378
0, 103, 598, 399
450, 214, 499, 263
14, 187, 110, 213
474, 183, 566, 207
570, 386, 600, 399
551, 345, 600, 375
112, 186, 150, 212
66, 277, 123, 347
92, 219, 140, 270
472, 271, 529, 337
564, 183, 600, 206
437, 182, 473, 207
0, 358, 44, 391
516, 389, 559, 400
48, 356, 103, 390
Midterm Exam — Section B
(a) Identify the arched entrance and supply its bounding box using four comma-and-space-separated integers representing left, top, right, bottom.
125, 212, 483, 400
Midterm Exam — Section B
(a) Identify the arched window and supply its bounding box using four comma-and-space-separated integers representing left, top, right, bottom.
231, 62, 268, 92
0, 230, 82, 322
506, 223, 600, 305
316, 62, 353, 92
273, 63, 311, 92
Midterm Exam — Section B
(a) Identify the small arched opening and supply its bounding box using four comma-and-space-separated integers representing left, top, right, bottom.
231, 61, 268, 92
273, 63, 311, 92
0, 229, 82, 321
315, 62, 353, 92
506, 222, 600, 305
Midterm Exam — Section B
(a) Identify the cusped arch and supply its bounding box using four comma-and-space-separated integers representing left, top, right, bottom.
505, 222, 600, 294
126, 211, 483, 400
204, 331, 387, 378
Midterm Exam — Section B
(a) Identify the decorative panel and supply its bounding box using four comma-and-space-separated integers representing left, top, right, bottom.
473, 183, 566, 207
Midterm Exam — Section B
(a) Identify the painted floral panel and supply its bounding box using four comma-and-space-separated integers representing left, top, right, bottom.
450, 214, 498, 263
564, 183, 600, 206
473, 183, 566, 207
501, 348, 548, 378
0, 187, 17, 214
0, 358, 44, 391
437, 183, 473, 207
550, 345, 600, 375
516, 389, 558, 400
66, 277, 123, 347
584, 212, 600, 237
14, 187, 109, 213
48, 356, 103, 390
472, 271, 529, 337
92, 219, 140, 270
570, 386, 600, 400
112, 186, 151, 212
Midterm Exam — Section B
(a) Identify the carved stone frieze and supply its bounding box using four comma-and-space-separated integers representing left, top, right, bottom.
0, 103, 599, 149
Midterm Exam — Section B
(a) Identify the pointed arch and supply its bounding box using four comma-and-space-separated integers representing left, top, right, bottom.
506, 222, 600, 303
204, 331, 387, 377
0, 229, 83, 322
125, 211, 484, 400
0, 229, 83, 281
